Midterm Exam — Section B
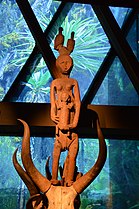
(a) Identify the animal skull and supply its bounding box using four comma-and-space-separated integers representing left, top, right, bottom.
13, 119, 107, 209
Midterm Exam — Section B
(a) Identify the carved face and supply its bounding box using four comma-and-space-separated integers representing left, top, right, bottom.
56, 55, 73, 75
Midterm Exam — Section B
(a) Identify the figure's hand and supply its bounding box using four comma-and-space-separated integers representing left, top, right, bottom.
51, 115, 59, 124
68, 123, 77, 129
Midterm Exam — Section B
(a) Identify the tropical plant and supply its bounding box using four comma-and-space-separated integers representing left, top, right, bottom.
41, 4, 110, 76
0, 136, 21, 189
21, 69, 51, 102
61, 15, 109, 76
0, 0, 59, 102
8, 3, 110, 102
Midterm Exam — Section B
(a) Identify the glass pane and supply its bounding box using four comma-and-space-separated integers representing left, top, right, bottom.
78, 138, 109, 209
0, 136, 29, 209
93, 57, 139, 105
1, 135, 139, 209
0, 0, 60, 102
108, 139, 139, 209
110, 7, 131, 27
29, 0, 60, 32
0, 0, 35, 101
126, 17, 139, 60
81, 139, 139, 209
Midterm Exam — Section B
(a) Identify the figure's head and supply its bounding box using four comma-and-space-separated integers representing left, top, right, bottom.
56, 54, 73, 75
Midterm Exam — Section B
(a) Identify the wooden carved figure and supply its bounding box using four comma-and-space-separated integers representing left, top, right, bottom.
13, 118, 107, 209
12, 27, 107, 209
50, 27, 81, 186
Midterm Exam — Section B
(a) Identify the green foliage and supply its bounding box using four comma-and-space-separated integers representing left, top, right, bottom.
0, 0, 34, 100
0, 86, 4, 100
0, 32, 19, 48
22, 70, 51, 102
61, 14, 109, 75
3, 3, 110, 102
129, 203, 139, 209
0, 1, 110, 102
0, 189, 18, 209
77, 138, 109, 209
0, 0, 59, 101
80, 198, 92, 209
0, 136, 21, 189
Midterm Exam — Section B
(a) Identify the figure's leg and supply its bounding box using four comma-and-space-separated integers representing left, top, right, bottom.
51, 138, 61, 185
66, 133, 79, 186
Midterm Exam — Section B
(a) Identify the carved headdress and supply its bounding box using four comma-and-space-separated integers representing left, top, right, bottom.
54, 27, 75, 56
54, 27, 75, 76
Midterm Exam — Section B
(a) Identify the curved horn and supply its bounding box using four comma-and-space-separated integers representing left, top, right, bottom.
18, 119, 51, 193
26, 194, 47, 209
13, 148, 39, 196
73, 119, 107, 194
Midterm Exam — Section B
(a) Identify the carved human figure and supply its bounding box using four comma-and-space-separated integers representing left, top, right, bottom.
13, 27, 107, 209
55, 91, 74, 137
50, 28, 81, 186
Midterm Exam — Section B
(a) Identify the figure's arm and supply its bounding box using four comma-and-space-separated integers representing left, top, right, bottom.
50, 81, 59, 124
69, 80, 81, 129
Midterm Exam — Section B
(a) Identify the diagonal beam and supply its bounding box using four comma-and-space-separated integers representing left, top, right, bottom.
3, 2, 73, 101
82, 9, 139, 105
91, 5, 139, 95
82, 48, 115, 105
15, 0, 74, 79
15, 0, 57, 76
56, 0, 139, 8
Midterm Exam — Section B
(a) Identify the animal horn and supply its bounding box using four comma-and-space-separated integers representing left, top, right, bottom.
73, 119, 107, 194
18, 119, 51, 193
13, 148, 39, 196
